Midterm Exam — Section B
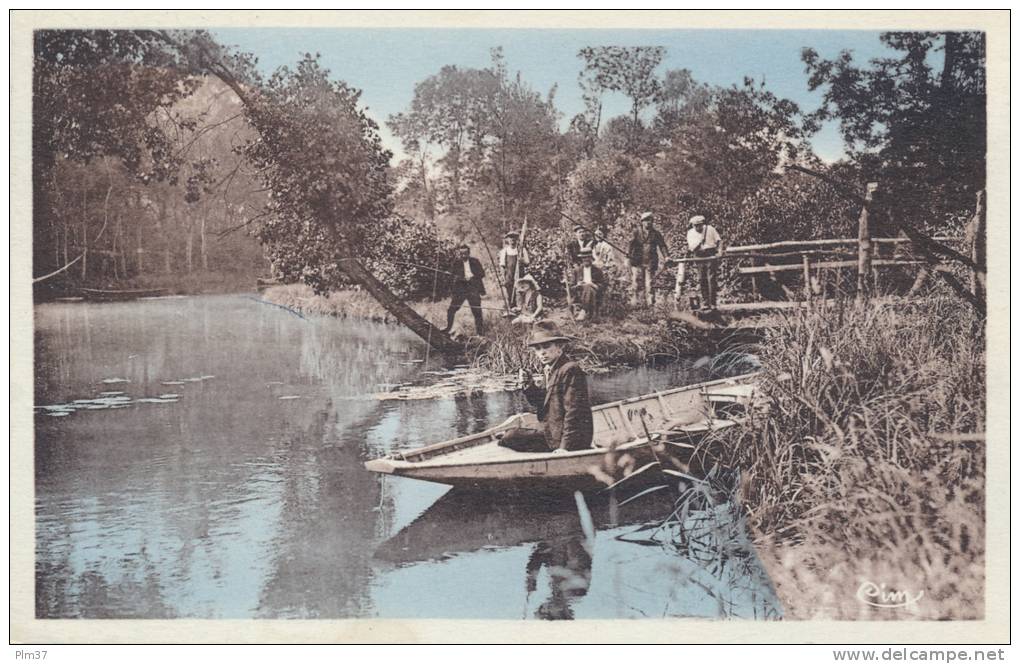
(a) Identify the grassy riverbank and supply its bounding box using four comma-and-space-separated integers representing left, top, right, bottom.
262, 283, 707, 371
719, 295, 985, 619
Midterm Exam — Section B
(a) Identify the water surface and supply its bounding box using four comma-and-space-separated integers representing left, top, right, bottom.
34, 294, 779, 620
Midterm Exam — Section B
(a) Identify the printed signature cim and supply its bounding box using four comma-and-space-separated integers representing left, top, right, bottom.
856, 581, 924, 609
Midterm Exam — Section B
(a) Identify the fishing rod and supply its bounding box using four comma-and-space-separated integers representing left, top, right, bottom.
466, 213, 512, 314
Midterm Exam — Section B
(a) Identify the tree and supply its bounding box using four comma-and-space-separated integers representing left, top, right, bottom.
168, 36, 461, 352
32, 30, 203, 281
469, 49, 567, 231
802, 31, 986, 231
387, 64, 498, 208
390, 50, 574, 239
387, 111, 436, 219
652, 68, 712, 139
656, 77, 807, 204
578, 46, 665, 153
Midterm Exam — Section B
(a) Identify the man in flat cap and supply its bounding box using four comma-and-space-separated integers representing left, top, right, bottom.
565, 224, 594, 267
686, 215, 723, 309
627, 211, 668, 306
498, 322, 594, 453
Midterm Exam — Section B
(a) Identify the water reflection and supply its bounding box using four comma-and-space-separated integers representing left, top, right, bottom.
526, 536, 592, 620
34, 294, 776, 619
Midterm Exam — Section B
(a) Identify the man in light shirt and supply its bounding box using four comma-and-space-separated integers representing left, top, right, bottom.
591, 227, 615, 269
686, 215, 723, 309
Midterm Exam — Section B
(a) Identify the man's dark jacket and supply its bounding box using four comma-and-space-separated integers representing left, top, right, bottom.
448, 256, 486, 296
523, 355, 594, 451
627, 228, 668, 272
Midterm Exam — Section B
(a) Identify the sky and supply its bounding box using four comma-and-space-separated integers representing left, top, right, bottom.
214, 28, 898, 164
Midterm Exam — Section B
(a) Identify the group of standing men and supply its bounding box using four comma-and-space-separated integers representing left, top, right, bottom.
623, 211, 725, 310
442, 211, 724, 336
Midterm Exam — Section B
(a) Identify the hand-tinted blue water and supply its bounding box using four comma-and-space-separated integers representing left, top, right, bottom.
34, 294, 779, 619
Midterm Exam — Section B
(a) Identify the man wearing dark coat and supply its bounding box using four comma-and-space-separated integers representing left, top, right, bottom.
443, 244, 487, 335
499, 322, 594, 453
628, 211, 669, 306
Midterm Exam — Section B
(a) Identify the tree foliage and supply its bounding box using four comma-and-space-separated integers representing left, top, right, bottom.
389, 49, 571, 237
32, 30, 206, 279
32, 32, 271, 288
578, 46, 665, 152
802, 31, 986, 230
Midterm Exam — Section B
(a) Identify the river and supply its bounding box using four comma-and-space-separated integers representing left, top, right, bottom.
33, 294, 780, 620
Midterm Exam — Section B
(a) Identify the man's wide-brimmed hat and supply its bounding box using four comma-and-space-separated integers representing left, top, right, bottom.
640, 211, 654, 222
689, 215, 706, 226
515, 274, 539, 290
504, 231, 519, 239
527, 321, 571, 346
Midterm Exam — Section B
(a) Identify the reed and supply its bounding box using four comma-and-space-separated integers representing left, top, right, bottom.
717, 295, 985, 619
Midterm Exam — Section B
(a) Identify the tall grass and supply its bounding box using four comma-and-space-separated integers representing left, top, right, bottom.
717, 295, 985, 619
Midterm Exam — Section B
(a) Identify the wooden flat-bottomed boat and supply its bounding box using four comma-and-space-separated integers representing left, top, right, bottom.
365, 374, 758, 491
78, 287, 169, 302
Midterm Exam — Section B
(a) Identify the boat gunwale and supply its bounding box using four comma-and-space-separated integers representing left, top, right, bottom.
387, 417, 739, 472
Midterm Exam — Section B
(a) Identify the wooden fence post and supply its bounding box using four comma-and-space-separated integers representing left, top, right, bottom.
857, 182, 878, 298
969, 189, 986, 301
802, 254, 812, 300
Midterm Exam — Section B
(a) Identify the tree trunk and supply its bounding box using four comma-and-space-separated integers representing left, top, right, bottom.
137, 217, 144, 274
80, 187, 88, 282
856, 182, 877, 298
418, 153, 434, 220
200, 213, 209, 271
186, 224, 194, 274
968, 190, 986, 301
941, 32, 958, 93
119, 213, 128, 278
336, 244, 461, 355
450, 145, 462, 205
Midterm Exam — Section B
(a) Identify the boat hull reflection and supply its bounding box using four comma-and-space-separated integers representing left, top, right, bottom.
374, 488, 673, 566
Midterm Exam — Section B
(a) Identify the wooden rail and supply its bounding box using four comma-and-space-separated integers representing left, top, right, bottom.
670, 236, 960, 264
738, 258, 926, 275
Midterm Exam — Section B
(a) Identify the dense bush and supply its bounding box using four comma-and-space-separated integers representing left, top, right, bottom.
362, 215, 458, 299
268, 214, 457, 300
516, 232, 569, 298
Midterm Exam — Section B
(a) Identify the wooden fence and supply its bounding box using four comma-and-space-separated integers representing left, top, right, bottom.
671, 183, 985, 308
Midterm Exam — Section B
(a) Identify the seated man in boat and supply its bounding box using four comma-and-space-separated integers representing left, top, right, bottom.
498, 322, 594, 453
